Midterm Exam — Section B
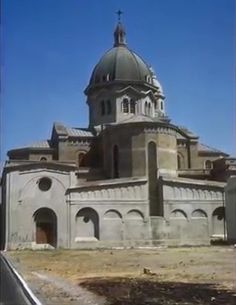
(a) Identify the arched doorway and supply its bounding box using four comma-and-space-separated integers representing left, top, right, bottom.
76, 208, 99, 240
212, 207, 225, 236
33, 208, 57, 247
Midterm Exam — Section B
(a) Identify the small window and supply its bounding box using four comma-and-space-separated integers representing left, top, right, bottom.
148, 103, 151, 115
107, 100, 111, 115
130, 99, 136, 114
101, 100, 105, 116
122, 98, 129, 113
205, 160, 212, 169
144, 101, 148, 115
38, 177, 52, 191
154, 101, 157, 110
160, 101, 163, 110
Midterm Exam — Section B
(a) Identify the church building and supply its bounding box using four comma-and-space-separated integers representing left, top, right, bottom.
0, 19, 233, 249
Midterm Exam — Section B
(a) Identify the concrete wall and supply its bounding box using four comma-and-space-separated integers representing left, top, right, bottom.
225, 176, 236, 243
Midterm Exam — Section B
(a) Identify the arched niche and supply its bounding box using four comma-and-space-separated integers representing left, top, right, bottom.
212, 207, 225, 236
76, 208, 99, 240
125, 209, 145, 240
191, 209, 207, 218
169, 209, 188, 241
170, 209, 187, 219
103, 209, 123, 241
104, 209, 122, 219
126, 209, 144, 219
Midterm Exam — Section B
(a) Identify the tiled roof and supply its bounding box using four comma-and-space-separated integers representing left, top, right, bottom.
198, 143, 225, 154
66, 128, 94, 137
20, 140, 51, 149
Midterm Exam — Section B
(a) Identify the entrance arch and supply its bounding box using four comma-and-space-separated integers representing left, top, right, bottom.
33, 208, 57, 247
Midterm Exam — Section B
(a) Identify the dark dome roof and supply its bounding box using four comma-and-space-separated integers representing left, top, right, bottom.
89, 46, 153, 86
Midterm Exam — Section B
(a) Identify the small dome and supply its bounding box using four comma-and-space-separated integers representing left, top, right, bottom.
89, 46, 153, 86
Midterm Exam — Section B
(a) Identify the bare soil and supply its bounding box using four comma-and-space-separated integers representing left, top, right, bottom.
8, 246, 236, 305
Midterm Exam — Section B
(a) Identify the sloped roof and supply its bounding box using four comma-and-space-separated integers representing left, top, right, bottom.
66, 127, 94, 137
53, 122, 94, 138
178, 126, 198, 138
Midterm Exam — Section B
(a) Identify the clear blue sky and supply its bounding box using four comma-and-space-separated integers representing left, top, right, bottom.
1, 0, 235, 162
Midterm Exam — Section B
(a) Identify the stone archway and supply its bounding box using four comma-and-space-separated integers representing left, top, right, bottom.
33, 208, 57, 247
76, 208, 99, 240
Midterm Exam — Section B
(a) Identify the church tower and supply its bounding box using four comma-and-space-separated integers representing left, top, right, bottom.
84, 17, 167, 131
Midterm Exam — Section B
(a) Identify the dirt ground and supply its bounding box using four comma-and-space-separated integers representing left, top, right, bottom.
7, 246, 236, 305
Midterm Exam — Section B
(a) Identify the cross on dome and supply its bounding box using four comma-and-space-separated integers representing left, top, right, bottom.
114, 10, 126, 47
116, 10, 123, 22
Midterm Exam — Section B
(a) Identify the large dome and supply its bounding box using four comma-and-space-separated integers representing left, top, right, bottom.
89, 45, 153, 85
87, 21, 158, 89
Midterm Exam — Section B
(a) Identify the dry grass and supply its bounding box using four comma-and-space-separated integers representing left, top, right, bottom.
8, 246, 236, 304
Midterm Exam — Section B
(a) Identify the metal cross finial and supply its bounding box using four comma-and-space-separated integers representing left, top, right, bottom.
116, 10, 123, 22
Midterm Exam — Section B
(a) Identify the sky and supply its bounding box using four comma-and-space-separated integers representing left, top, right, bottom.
1, 0, 235, 163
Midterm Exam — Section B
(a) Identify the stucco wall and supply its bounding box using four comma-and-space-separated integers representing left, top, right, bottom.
4, 167, 74, 249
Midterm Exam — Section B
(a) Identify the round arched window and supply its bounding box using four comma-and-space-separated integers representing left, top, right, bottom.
38, 177, 52, 191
